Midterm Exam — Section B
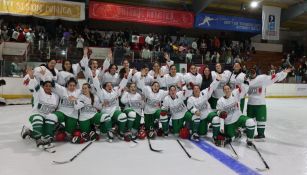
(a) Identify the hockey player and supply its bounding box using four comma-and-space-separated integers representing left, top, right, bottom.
100, 64, 121, 87
73, 83, 113, 143
161, 86, 197, 139
229, 62, 246, 112
80, 47, 111, 87
21, 68, 59, 148
92, 74, 129, 140
132, 65, 153, 90
187, 74, 221, 140
33, 59, 59, 83
164, 65, 185, 90
57, 60, 81, 86
247, 67, 291, 141
149, 62, 167, 89
138, 70, 169, 137
216, 84, 255, 146
183, 64, 203, 89
210, 63, 232, 109
120, 82, 144, 139
44, 78, 81, 141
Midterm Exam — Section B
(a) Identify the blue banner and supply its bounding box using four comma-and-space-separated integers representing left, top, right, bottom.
195, 13, 261, 33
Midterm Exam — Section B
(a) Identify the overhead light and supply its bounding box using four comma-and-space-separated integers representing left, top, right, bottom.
61, 50, 66, 55
250, 1, 259, 8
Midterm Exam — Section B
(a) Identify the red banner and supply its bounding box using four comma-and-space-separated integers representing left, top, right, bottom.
89, 1, 194, 28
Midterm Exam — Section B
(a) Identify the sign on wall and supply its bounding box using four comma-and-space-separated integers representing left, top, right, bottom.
195, 13, 261, 33
262, 6, 281, 40
89, 47, 111, 60
89, 1, 194, 28
0, 0, 85, 21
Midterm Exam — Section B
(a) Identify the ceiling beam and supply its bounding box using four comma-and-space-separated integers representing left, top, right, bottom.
281, 1, 307, 22
192, 0, 215, 14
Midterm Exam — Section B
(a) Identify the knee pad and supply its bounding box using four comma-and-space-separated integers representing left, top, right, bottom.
46, 113, 58, 123
118, 113, 127, 122
127, 111, 136, 120
100, 114, 111, 122
32, 115, 44, 123
192, 115, 200, 122
246, 118, 255, 128
212, 116, 220, 124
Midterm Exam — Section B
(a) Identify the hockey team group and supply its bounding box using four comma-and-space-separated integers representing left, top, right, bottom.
21, 47, 291, 154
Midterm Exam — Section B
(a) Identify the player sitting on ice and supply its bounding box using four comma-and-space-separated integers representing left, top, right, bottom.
92, 73, 130, 141
162, 85, 203, 141
71, 83, 113, 143
246, 67, 292, 141
121, 82, 144, 140
215, 83, 255, 147
138, 69, 169, 138
186, 73, 221, 140
44, 78, 82, 143
21, 68, 59, 148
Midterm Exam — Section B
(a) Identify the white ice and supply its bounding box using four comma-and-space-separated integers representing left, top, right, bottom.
0, 98, 307, 175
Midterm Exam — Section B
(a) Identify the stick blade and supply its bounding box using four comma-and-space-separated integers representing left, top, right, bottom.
52, 160, 71, 165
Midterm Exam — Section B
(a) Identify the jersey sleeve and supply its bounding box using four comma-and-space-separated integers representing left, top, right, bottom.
200, 79, 219, 100
92, 77, 104, 99
74, 96, 86, 110
120, 91, 129, 104
53, 83, 66, 97
93, 95, 102, 110
161, 97, 170, 111
262, 71, 288, 87
72, 63, 81, 76
27, 77, 41, 94
187, 97, 197, 114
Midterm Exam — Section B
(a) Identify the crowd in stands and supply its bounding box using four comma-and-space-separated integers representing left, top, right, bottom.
0, 20, 306, 83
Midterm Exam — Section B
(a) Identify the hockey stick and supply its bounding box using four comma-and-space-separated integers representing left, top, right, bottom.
177, 139, 204, 161
52, 140, 94, 164
228, 142, 239, 159
252, 143, 270, 171
147, 137, 162, 152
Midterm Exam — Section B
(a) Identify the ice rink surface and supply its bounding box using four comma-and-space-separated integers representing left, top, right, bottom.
0, 98, 306, 175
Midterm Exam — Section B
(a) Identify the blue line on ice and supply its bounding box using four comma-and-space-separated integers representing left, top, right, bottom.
193, 140, 261, 175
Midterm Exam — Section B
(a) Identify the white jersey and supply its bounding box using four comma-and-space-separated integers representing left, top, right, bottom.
183, 72, 203, 87
211, 70, 232, 99
187, 80, 219, 120
149, 70, 166, 88
101, 72, 121, 87
93, 77, 128, 116
164, 73, 184, 90
247, 71, 287, 105
132, 72, 153, 88
27, 77, 59, 117
121, 92, 144, 116
229, 72, 246, 98
217, 87, 248, 125
74, 94, 101, 121
162, 90, 192, 120
34, 66, 58, 83
161, 60, 174, 75
57, 63, 81, 86
53, 83, 81, 118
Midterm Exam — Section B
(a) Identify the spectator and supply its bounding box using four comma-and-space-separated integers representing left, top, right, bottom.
11, 29, 19, 41
295, 64, 305, 83
201, 67, 212, 90
1, 26, 10, 41
186, 49, 193, 63
145, 33, 154, 47
76, 35, 84, 49
191, 40, 197, 52
268, 64, 276, 75
141, 45, 151, 60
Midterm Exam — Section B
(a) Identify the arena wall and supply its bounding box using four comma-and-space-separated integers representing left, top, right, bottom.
1, 78, 307, 99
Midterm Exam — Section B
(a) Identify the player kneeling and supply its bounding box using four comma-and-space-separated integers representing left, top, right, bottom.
21, 68, 59, 148
215, 84, 255, 147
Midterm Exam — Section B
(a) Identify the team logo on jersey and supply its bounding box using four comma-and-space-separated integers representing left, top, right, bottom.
60, 98, 74, 108
81, 105, 96, 113
37, 103, 57, 114
170, 102, 186, 114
